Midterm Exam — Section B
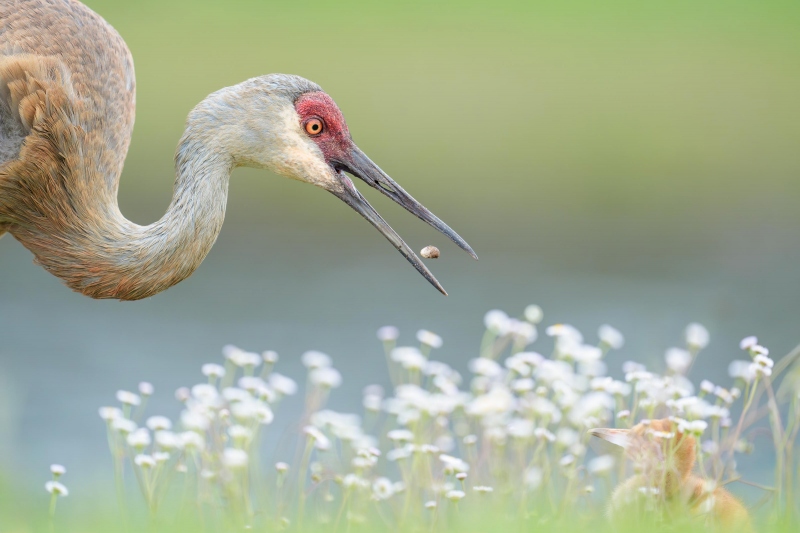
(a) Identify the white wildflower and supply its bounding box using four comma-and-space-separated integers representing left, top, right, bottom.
702, 440, 719, 455
754, 354, 774, 369
700, 380, 715, 394
534, 428, 556, 442
222, 448, 249, 469
559, 454, 576, 467
229, 425, 253, 442
372, 477, 395, 500
508, 319, 537, 343
262, 350, 279, 363
174, 387, 190, 402
729, 360, 756, 383
309, 367, 342, 389
301, 350, 332, 369
425, 500, 438, 509
752, 362, 772, 378
363, 394, 382, 411
714, 386, 733, 404
388, 429, 414, 442
222, 387, 251, 403
179, 431, 205, 450
622, 361, 647, 373
153, 452, 170, 463
474, 485, 494, 493
391, 347, 427, 370
377, 326, 400, 342
50, 464, 66, 476
665, 348, 692, 374
588, 455, 615, 475
387, 447, 412, 462
598, 324, 625, 349
507, 419, 535, 439
439, 454, 470, 474
546, 324, 583, 343
525, 467, 543, 489
556, 427, 579, 448
146, 416, 172, 431
154, 430, 181, 450
191, 383, 219, 403
45, 481, 68, 496
685, 323, 710, 349
111, 417, 137, 434
180, 410, 210, 432
238, 376, 266, 394
134, 454, 156, 468
484, 309, 510, 334
445, 489, 465, 501
231, 400, 274, 424
127, 428, 151, 449
223, 345, 261, 368
201, 363, 226, 379
679, 419, 707, 436
511, 378, 535, 393
524, 304, 544, 324
572, 345, 603, 363
469, 358, 503, 378
99, 407, 122, 421
269, 373, 298, 396
467, 385, 514, 417
303, 426, 331, 451
116, 390, 141, 407
416, 330, 443, 349
138, 382, 154, 396
739, 336, 758, 351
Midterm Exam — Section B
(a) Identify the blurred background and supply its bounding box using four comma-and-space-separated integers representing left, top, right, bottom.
0, 0, 799, 499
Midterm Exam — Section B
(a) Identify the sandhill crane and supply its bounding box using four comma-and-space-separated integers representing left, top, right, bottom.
590, 418, 751, 531
0, 0, 475, 300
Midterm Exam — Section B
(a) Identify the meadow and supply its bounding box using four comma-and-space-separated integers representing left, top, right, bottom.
4, 306, 799, 531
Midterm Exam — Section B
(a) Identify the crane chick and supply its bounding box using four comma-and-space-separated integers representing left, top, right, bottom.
590, 418, 751, 531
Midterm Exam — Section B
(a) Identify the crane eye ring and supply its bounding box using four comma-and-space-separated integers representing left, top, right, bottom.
304, 118, 324, 136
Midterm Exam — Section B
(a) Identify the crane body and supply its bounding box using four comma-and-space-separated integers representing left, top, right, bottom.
0, 0, 474, 300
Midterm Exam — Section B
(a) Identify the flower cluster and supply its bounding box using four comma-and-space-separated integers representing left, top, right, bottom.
76, 306, 798, 529
97, 345, 296, 520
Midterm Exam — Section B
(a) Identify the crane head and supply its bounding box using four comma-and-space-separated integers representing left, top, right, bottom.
211, 74, 476, 295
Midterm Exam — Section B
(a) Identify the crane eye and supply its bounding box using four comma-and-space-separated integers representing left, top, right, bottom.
304, 118, 324, 136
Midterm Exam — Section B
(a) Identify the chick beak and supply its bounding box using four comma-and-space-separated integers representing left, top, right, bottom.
589, 428, 632, 450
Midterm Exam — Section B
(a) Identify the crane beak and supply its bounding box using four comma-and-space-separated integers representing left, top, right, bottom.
329, 145, 477, 295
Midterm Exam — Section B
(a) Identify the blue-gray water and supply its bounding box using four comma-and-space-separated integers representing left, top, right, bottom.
1, 199, 799, 495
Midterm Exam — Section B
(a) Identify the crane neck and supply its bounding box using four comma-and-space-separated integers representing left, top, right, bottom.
115, 130, 235, 298
2, 110, 236, 300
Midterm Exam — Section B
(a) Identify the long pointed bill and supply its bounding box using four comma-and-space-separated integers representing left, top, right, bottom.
339, 146, 478, 260
331, 171, 448, 295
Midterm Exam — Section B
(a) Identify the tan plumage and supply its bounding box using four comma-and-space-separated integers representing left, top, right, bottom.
591, 418, 752, 531
0, 0, 476, 300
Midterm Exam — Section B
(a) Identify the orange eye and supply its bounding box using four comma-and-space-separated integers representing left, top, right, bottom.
305, 118, 324, 136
